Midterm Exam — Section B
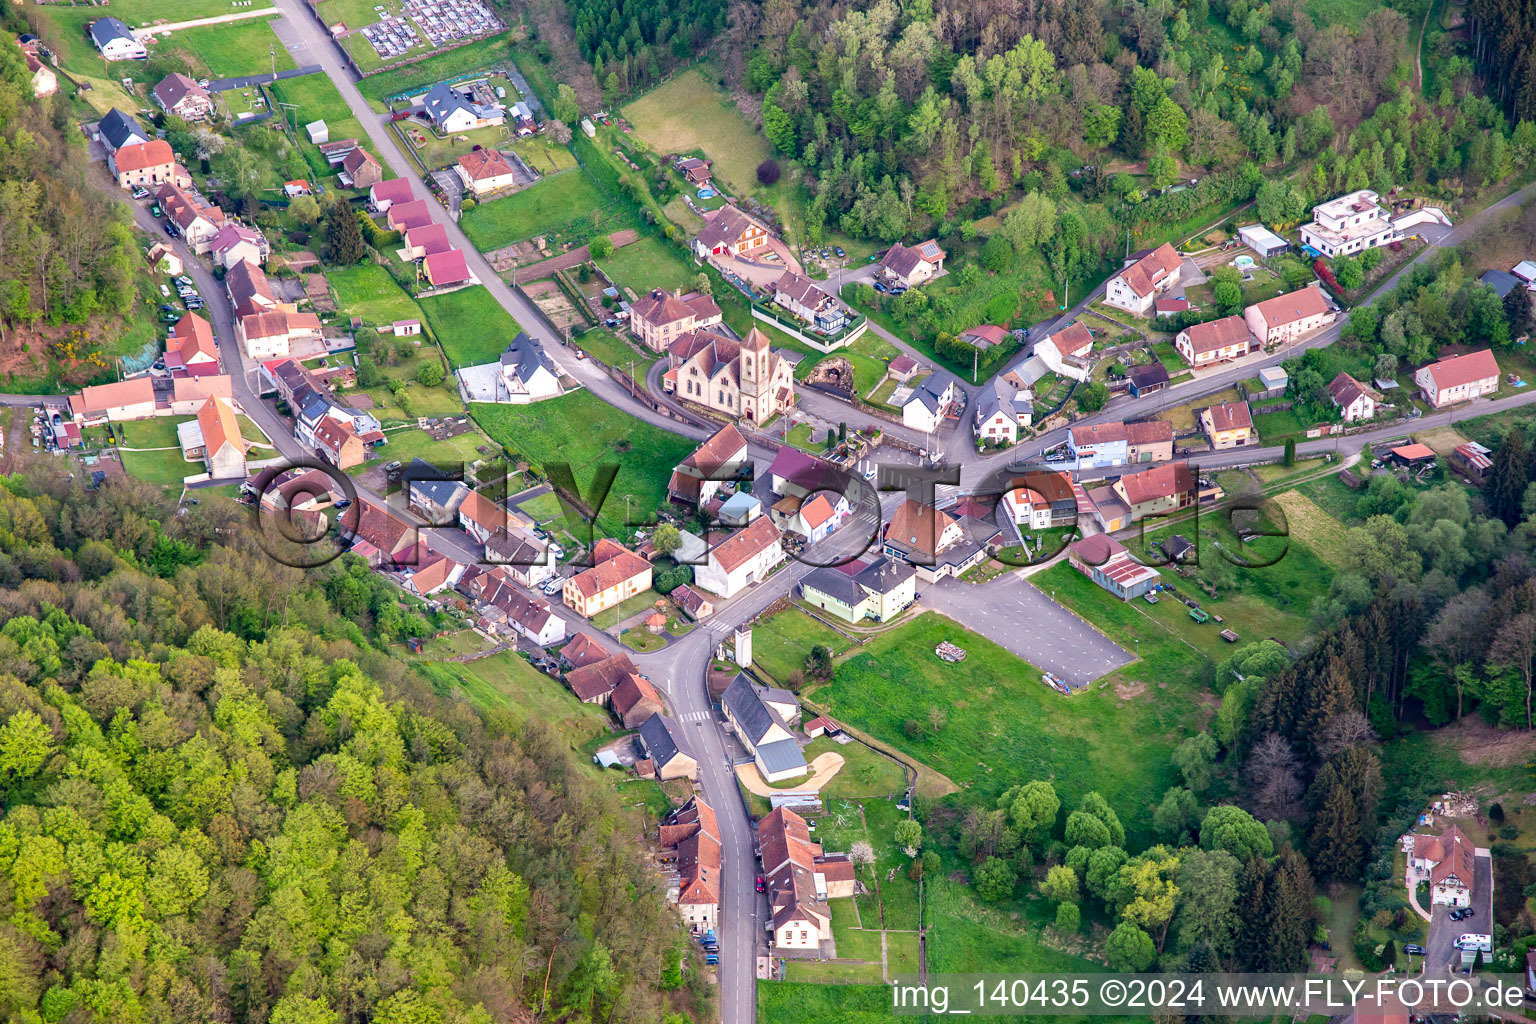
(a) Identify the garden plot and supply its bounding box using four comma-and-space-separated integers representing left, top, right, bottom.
522, 279, 586, 332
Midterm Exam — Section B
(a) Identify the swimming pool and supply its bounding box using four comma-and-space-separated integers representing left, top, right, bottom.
1233, 255, 1255, 269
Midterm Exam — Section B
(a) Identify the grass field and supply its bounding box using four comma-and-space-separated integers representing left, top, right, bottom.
161, 18, 296, 78
808, 611, 1192, 839
351, 423, 495, 476
34, 0, 236, 68
473, 390, 696, 540
354, 35, 515, 106
121, 447, 195, 488
459, 169, 620, 251
269, 74, 376, 178
511, 136, 577, 175
1267, 487, 1350, 567
356, 380, 464, 424
596, 235, 697, 294
418, 287, 522, 367
804, 736, 906, 803
329, 264, 426, 327
752, 608, 853, 686
622, 69, 773, 200
423, 650, 612, 745
1297, 472, 1367, 524
758, 983, 892, 1023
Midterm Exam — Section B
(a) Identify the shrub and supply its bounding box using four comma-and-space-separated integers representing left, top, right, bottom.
589, 235, 615, 259
980, 235, 1014, 272
1489, 802, 1505, 822
756, 159, 781, 185
652, 563, 692, 594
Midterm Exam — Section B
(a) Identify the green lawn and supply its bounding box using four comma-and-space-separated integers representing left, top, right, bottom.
161, 18, 296, 78
355, 35, 515, 106
1253, 408, 1313, 442
751, 608, 853, 687
418, 287, 524, 367
35, 0, 236, 69
621, 69, 774, 200
1296, 472, 1368, 524
116, 416, 187, 450
806, 737, 906, 802
328, 264, 426, 327
809, 611, 1194, 846
121, 447, 195, 488
573, 329, 657, 382
420, 651, 612, 745
354, 380, 463, 425
459, 169, 621, 251
472, 391, 696, 541
351, 423, 495, 475
802, 333, 902, 399
596, 235, 698, 295
592, 588, 663, 630
269, 74, 378, 182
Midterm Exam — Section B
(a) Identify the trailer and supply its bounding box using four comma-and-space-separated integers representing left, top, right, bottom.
1219, 629, 1240, 643
1189, 608, 1210, 623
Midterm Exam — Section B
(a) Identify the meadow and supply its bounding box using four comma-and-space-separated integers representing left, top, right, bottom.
459, 168, 623, 251
418, 287, 523, 367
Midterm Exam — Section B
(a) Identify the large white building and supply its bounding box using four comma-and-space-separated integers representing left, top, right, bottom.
1300, 190, 1397, 258
695, 516, 785, 598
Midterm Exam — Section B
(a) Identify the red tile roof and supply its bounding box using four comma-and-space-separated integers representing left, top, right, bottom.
1115, 243, 1181, 298
1117, 461, 1194, 506
114, 139, 174, 173
1204, 400, 1252, 432
1251, 286, 1329, 328
457, 147, 513, 181
423, 249, 470, 286
1421, 349, 1499, 392
1180, 315, 1251, 354
709, 515, 781, 573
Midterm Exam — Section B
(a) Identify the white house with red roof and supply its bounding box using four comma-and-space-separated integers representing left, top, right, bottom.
1414, 349, 1499, 408
1104, 243, 1181, 316
1408, 825, 1474, 906
696, 516, 785, 598
209, 224, 266, 270
167, 313, 219, 374
387, 199, 434, 233
369, 178, 414, 212
1327, 372, 1376, 421
631, 288, 723, 352
423, 249, 472, 289
110, 140, 179, 190
1244, 285, 1332, 346
879, 239, 946, 288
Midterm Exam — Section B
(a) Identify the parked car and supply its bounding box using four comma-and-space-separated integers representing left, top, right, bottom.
149, 204, 162, 217
755, 875, 766, 893
834, 246, 846, 258
132, 187, 150, 199
164, 221, 178, 237
873, 282, 890, 293
159, 304, 176, 313
1404, 944, 1425, 956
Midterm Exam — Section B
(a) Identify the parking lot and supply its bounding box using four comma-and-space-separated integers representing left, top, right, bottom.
1423, 852, 1493, 974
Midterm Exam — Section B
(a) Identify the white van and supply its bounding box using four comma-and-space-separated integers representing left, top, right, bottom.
1455, 934, 1492, 952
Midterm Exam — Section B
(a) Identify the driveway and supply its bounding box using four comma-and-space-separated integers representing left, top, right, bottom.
1423, 851, 1493, 974
922, 571, 1132, 686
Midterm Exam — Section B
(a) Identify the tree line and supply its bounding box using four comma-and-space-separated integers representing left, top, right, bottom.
0, 463, 707, 1024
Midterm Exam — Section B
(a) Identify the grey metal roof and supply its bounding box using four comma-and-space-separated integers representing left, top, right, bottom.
99, 108, 147, 151
722, 673, 789, 745
638, 713, 692, 767
755, 737, 807, 776
499, 332, 558, 383
1480, 269, 1519, 299
406, 457, 467, 507
802, 567, 865, 606
90, 17, 136, 48
853, 556, 915, 595
908, 370, 957, 414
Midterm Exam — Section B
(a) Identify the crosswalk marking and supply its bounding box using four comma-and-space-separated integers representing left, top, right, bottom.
680, 710, 711, 723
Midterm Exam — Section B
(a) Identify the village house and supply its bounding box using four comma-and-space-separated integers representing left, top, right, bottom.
692, 205, 772, 260
879, 239, 946, 288
489, 332, 564, 402
902, 370, 958, 434
148, 242, 182, 277
772, 271, 848, 334
346, 500, 417, 567
24, 52, 56, 98
800, 556, 917, 625
1300, 189, 1398, 258
1407, 825, 1473, 907
722, 674, 806, 783
456, 488, 510, 544
396, 222, 448, 262
664, 327, 795, 426
882, 498, 998, 581
89, 18, 146, 61
342, 147, 383, 189
404, 457, 470, 523
1200, 400, 1255, 449
659, 797, 720, 934
676, 157, 711, 187
1244, 286, 1332, 347
886, 354, 922, 384
563, 539, 653, 618
209, 224, 266, 270
1125, 362, 1171, 398
1068, 421, 1128, 469
1003, 471, 1079, 528
695, 516, 785, 598
1327, 372, 1376, 421
69, 378, 156, 424
1174, 315, 1253, 366
422, 81, 504, 134
167, 313, 219, 375
312, 416, 365, 470
630, 288, 723, 352
317, 139, 359, 167
671, 584, 715, 621
473, 574, 564, 645
611, 673, 664, 729
760, 806, 856, 951
226, 258, 275, 315
387, 199, 435, 234
401, 545, 465, 598
1033, 320, 1096, 382
157, 183, 224, 254
97, 109, 149, 154
1104, 243, 1182, 317
1414, 349, 1500, 408
238, 310, 322, 360
110, 140, 179, 191
667, 423, 749, 507
973, 377, 1033, 445
563, 648, 635, 702
638, 714, 698, 781
1003, 482, 1059, 531
151, 73, 212, 121
767, 447, 848, 500
1127, 420, 1175, 463
369, 178, 414, 212
769, 491, 848, 543
1068, 534, 1161, 601
959, 324, 1010, 350
423, 249, 472, 289
455, 147, 517, 197
484, 527, 556, 588
169, 375, 232, 420
1088, 461, 1196, 532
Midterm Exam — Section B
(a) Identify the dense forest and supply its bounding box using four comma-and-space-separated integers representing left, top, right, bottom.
566, 0, 726, 101
693, 0, 1532, 249
1467, 0, 1536, 121
0, 465, 704, 1024
0, 38, 140, 347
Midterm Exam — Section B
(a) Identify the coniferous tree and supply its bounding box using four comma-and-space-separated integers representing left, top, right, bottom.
1301, 655, 1355, 749
324, 199, 368, 265
1484, 428, 1530, 527
1266, 848, 1316, 971
1235, 857, 1270, 970
1505, 288, 1534, 341
1306, 767, 1362, 881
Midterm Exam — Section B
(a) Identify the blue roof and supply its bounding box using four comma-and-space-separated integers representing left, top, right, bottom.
755, 737, 807, 776
720, 491, 761, 516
